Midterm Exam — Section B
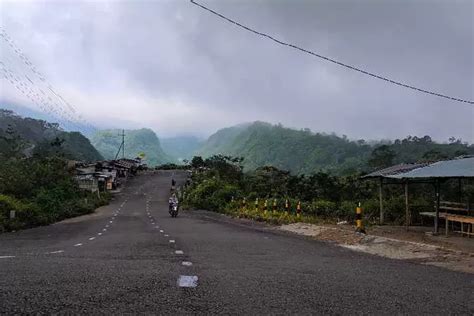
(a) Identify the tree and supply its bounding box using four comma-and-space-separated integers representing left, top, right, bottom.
368, 145, 396, 170
190, 156, 205, 169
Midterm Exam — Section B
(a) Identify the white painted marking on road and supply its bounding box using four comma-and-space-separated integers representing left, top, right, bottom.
164, 234, 169, 237
103, 228, 107, 231
177, 275, 198, 288
109, 221, 113, 223
175, 250, 184, 255
182, 261, 193, 266
89, 237, 96, 241
169, 240, 175, 243
106, 225, 109, 228
160, 230, 164, 233
74, 243, 83, 247
98, 233, 102, 236
48, 250, 64, 254
0, 255, 15, 259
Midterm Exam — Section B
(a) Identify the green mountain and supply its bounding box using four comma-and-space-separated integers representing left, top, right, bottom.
161, 136, 203, 162
197, 121, 474, 175
0, 109, 103, 161
91, 128, 173, 166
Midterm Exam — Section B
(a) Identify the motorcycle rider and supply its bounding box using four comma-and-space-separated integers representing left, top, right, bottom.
168, 193, 178, 213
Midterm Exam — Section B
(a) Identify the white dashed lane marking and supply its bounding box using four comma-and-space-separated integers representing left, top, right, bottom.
89, 237, 96, 241
160, 230, 164, 233
175, 250, 184, 255
169, 240, 175, 243
48, 250, 64, 254
164, 234, 169, 237
177, 275, 198, 288
98, 233, 102, 236
0, 255, 15, 259
74, 243, 83, 247
182, 261, 192, 266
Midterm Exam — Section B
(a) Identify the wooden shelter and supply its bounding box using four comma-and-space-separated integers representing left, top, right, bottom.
363, 156, 474, 235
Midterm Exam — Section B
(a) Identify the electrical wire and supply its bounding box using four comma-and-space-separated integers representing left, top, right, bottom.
190, 0, 473, 105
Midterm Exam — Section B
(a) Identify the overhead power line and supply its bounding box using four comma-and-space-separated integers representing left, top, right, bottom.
190, 0, 473, 105
0, 27, 98, 132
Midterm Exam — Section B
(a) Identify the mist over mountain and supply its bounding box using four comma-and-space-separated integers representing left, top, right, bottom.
196, 121, 474, 175
91, 128, 173, 166
161, 136, 203, 162
0, 101, 95, 137
0, 109, 103, 161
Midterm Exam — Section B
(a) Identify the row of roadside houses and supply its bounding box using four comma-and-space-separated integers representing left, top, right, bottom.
73, 158, 146, 194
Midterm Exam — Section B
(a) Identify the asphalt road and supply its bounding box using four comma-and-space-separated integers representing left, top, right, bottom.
1, 171, 472, 315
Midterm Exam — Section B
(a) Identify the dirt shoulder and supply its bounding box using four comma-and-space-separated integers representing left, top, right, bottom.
280, 223, 474, 274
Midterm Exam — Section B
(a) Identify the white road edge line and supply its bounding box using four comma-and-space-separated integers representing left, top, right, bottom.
182, 261, 193, 266
175, 250, 184, 255
0, 255, 15, 259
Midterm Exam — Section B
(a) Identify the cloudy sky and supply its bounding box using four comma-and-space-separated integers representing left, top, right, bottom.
0, 0, 473, 141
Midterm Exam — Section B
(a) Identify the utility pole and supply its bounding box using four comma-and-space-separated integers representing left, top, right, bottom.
114, 129, 125, 160
121, 129, 125, 158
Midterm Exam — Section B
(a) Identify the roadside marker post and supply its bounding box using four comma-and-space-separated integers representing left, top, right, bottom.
264, 199, 268, 215
255, 198, 259, 212
242, 198, 247, 211
355, 202, 366, 234
272, 198, 277, 215
285, 199, 289, 216
296, 201, 301, 218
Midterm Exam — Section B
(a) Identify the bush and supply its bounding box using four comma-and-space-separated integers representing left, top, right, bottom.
307, 200, 337, 217
185, 178, 241, 212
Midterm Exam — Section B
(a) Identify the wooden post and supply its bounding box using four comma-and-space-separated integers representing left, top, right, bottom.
379, 178, 384, 225
434, 181, 440, 234
405, 181, 410, 231
445, 216, 449, 236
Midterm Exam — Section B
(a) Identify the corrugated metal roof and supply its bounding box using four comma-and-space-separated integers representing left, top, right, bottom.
362, 163, 429, 178
387, 156, 474, 179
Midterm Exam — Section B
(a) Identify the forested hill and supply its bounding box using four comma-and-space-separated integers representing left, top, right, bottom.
197, 121, 474, 175
0, 109, 103, 161
91, 128, 173, 166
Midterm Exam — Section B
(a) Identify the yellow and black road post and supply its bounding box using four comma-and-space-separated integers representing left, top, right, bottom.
285, 199, 289, 216
264, 199, 268, 215
255, 198, 259, 212
355, 202, 366, 234
241, 197, 247, 214
272, 198, 277, 215
296, 201, 301, 218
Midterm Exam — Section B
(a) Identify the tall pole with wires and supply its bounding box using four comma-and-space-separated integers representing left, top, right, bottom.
115, 129, 125, 160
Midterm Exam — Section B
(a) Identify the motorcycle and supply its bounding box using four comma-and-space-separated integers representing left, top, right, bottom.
170, 203, 179, 218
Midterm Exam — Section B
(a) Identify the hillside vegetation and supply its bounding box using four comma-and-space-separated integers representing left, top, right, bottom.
0, 110, 109, 232
197, 121, 474, 175
91, 128, 173, 166
0, 109, 103, 161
